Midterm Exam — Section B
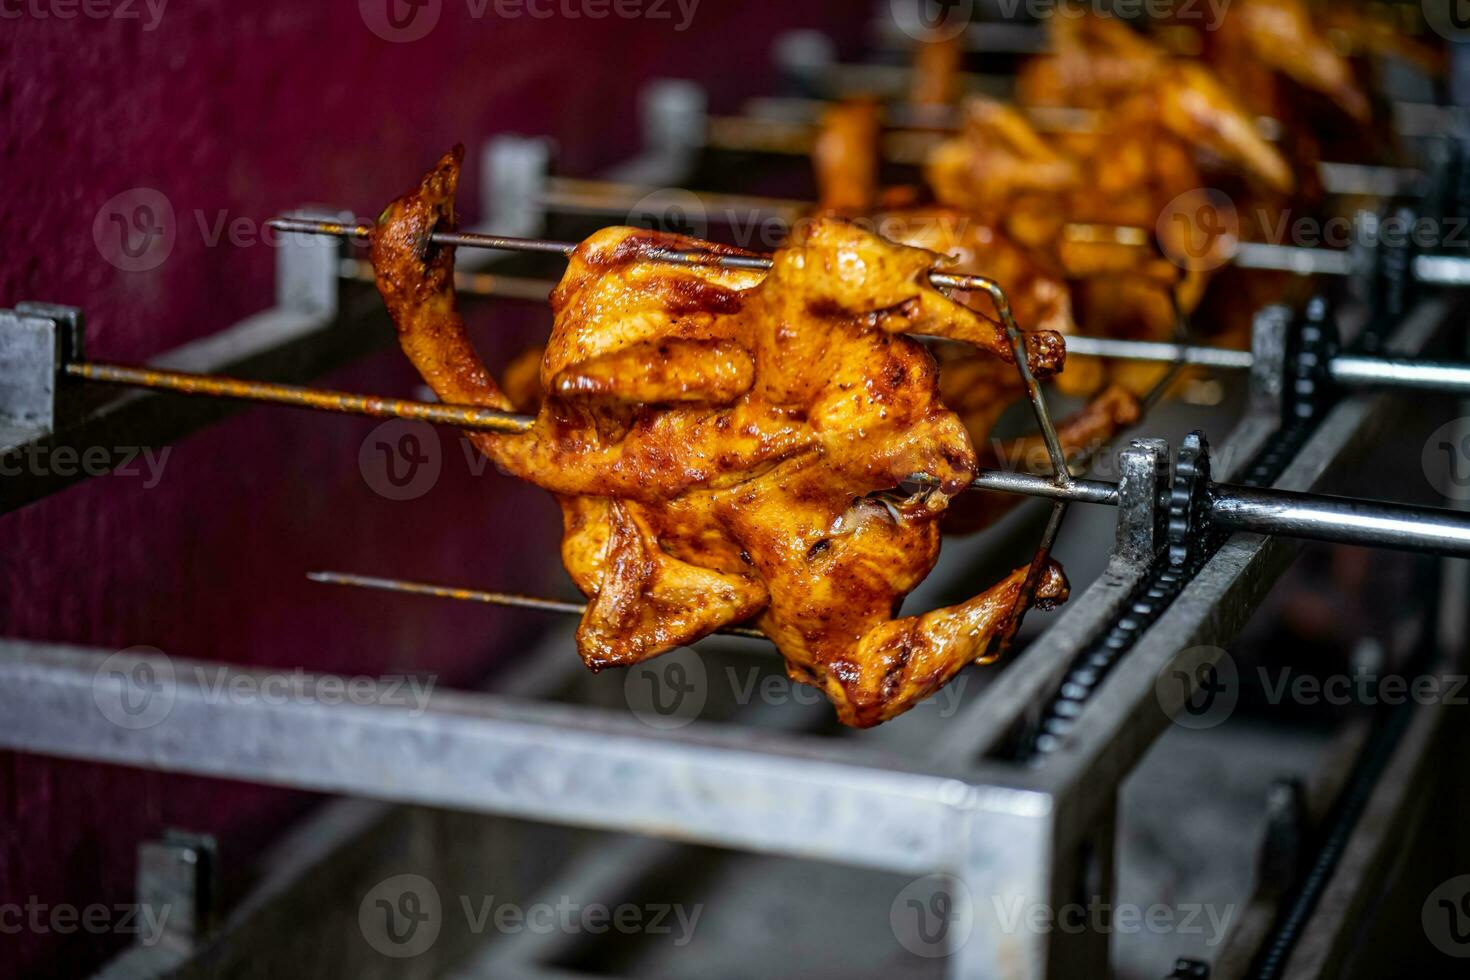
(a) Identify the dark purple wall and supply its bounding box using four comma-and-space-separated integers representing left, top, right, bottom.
0, 3, 859, 975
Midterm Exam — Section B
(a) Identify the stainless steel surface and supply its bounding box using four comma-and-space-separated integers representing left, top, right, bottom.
136, 831, 218, 951
1330, 355, 1470, 395
8, 288, 1460, 980
962, 469, 1119, 506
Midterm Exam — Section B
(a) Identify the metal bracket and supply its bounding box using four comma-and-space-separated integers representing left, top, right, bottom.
640, 79, 707, 164
0, 307, 68, 449
1248, 304, 1292, 417
1358, 206, 1418, 339
771, 29, 836, 98
481, 134, 553, 239
273, 207, 345, 316
1114, 438, 1171, 568
1256, 777, 1307, 890
137, 829, 218, 951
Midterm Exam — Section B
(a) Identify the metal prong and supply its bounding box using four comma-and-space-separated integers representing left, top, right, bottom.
265, 218, 575, 256
308, 571, 768, 640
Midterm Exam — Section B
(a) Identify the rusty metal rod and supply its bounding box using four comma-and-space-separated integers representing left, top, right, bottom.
63, 361, 534, 434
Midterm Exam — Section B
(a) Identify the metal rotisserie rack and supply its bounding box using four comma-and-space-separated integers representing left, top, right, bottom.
4, 12, 1470, 980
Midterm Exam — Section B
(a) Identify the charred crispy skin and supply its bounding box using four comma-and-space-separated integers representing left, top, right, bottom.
370, 148, 1069, 727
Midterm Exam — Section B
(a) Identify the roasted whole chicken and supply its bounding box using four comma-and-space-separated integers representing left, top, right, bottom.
1205, 0, 1371, 124
809, 101, 1141, 532
370, 148, 1070, 727
934, 24, 1298, 388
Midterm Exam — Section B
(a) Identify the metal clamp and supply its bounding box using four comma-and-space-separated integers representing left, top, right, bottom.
274, 207, 344, 315
0, 304, 83, 450
137, 830, 218, 951
640, 78, 707, 164
1113, 438, 1171, 568
482, 135, 553, 239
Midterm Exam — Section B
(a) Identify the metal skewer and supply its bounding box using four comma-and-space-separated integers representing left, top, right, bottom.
244, 215, 1470, 639
63, 361, 533, 434
269, 216, 1076, 481
342, 242, 1470, 396
62, 358, 1470, 557
339, 258, 554, 302
1061, 336, 1470, 396
309, 467, 1470, 630
306, 571, 769, 640
535, 177, 1468, 284
704, 111, 1423, 198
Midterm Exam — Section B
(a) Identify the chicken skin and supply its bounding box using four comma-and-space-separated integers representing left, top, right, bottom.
370, 148, 1069, 727
810, 102, 1141, 507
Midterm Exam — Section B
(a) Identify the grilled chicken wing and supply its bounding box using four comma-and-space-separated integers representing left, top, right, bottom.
371, 147, 1069, 727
